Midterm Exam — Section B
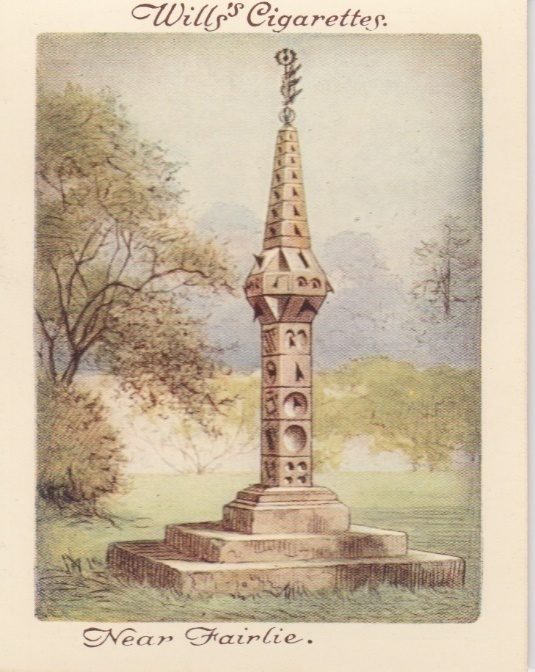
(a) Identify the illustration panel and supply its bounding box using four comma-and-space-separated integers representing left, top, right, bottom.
35, 33, 481, 622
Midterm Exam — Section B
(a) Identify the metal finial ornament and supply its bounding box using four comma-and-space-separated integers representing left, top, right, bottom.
275, 48, 302, 125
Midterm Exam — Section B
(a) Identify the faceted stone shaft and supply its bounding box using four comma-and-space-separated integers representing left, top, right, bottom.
261, 322, 313, 487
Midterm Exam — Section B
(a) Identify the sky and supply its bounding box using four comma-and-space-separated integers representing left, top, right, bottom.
37, 33, 482, 370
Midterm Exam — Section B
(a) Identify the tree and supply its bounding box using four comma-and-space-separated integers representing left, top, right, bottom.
96, 293, 227, 427
315, 357, 480, 471
115, 372, 259, 474
35, 84, 236, 421
37, 377, 124, 512
174, 372, 259, 473
412, 215, 481, 318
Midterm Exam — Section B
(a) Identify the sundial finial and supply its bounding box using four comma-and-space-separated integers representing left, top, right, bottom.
275, 48, 302, 126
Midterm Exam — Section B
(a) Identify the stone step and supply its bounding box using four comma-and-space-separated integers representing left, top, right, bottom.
164, 523, 408, 562
107, 541, 465, 596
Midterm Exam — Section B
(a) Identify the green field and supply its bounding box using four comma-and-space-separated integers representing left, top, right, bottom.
36, 470, 480, 622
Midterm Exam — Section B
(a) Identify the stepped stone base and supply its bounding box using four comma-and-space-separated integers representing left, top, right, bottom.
107, 521, 465, 596
107, 485, 465, 596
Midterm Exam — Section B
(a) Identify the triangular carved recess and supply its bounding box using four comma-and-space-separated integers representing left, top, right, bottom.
298, 299, 319, 316
280, 296, 325, 322
263, 249, 282, 271
278, 249, 290, 271
252, 301, 264, 321
265, 296, 284, 320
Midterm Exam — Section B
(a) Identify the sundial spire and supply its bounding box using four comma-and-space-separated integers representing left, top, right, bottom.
241, 49, 335, 495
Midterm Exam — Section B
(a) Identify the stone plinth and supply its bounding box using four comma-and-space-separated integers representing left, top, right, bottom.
107, 489, 465, 595
108, 488, 465, 595
222, 485, 350, 534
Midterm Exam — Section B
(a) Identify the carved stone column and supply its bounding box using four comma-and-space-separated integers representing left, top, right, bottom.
222, 122, 350, 534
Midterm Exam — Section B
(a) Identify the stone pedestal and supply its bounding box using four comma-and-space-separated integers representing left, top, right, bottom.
222, 485, 350, 533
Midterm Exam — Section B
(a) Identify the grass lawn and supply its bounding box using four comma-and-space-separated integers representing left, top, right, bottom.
36, 470, 480, 622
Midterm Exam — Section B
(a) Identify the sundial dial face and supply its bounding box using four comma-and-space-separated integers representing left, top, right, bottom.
283, 391, 308, 418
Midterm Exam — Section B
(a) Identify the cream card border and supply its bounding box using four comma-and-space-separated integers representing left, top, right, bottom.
0, 0, 526, 670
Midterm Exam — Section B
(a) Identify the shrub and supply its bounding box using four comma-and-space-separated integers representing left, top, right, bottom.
37, 379, 124, 510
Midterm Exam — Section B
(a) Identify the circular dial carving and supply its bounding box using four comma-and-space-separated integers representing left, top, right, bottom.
283, 392, 308, 418
283, 425, 307, 452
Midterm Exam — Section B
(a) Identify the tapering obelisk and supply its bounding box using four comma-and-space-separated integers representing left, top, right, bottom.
221, 49, 350, 533
249, 48, 331, 490
107, 50, 465, 596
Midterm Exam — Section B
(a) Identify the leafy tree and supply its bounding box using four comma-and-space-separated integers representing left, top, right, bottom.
315, 357, 480, 471
35, 84, 235, 421
97, 293, 225, 426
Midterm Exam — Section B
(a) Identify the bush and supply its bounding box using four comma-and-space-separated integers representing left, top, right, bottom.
37, 379, 124, 510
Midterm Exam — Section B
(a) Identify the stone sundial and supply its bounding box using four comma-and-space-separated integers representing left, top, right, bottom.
108, 50, 464, 596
